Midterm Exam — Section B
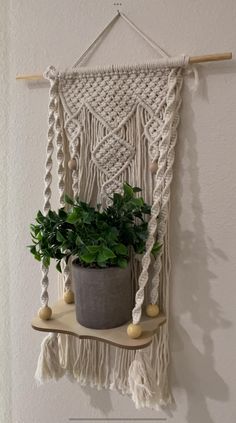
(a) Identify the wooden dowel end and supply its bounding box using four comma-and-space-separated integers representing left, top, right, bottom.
16, 74, 45, 81
189, 52, 232, 64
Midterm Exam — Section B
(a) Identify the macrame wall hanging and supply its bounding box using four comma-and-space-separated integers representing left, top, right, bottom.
19, 12, 232, 410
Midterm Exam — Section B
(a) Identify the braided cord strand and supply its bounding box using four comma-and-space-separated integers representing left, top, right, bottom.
54, 96, 73, 294
40, 66, 58, 307
71, 142, 79, 198
150, 68, 183, 305
132, 68, 181, 325
55, 97, 65, 207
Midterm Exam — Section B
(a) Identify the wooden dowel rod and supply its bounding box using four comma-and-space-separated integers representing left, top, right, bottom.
189, 52, 232, 64
16, 74, 45, 81
16, 52, 233, 81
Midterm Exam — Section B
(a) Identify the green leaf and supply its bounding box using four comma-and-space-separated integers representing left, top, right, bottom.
61, 243, 70, 253
81, 211, 91, 224
80, 253, 96, 264
58, 208, 68, 219
76, 235, 84, 246
66, 211, 78, 224
141, 204, 151, 214
29, 245, 36, 254
87, 245, 100, 254
34, 252, 41, 262
56, 231, 66, 242
131, 197, 144, 207
30, 224, 40, 235
56, 261, 62, 273
36, 231, 43, 241
43, 256, 50, 267
123, 182, 134, 199
106, 227, 119, 242
64, 194, 74, 205
133, 187, 142, 193
117, 257, 128, 268
114, 243, 128, 256
152, 243, 162, 258
97, 246, 116, 263
113, 193, 123, 207
36, 210, 45, 223
48, 210, 55, 220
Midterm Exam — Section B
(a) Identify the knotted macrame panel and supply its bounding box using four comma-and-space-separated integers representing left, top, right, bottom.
58, 65, 181, 202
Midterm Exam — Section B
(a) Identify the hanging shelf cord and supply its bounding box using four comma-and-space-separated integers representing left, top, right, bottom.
72, 11, 170, 68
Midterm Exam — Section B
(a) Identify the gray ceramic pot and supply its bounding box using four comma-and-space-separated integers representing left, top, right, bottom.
72, 261, 132, 329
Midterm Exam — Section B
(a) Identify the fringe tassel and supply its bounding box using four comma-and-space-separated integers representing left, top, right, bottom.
128, 350, 161, 410
35, 333, 65, 384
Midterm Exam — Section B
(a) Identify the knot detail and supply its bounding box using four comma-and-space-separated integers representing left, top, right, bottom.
43, 65, 59, 81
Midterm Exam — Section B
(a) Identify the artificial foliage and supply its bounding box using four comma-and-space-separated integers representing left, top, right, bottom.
29, 183, 161, 270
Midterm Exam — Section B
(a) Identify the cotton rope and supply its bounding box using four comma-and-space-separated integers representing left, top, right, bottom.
40, 66, 58, 307
73, 11, 179, 69
36, 13, 188, 409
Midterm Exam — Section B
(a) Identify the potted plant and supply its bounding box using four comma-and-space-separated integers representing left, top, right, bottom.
29, 183, 160, 329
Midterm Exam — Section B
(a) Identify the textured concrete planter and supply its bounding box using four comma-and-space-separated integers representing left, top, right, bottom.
72, 261, 132, 329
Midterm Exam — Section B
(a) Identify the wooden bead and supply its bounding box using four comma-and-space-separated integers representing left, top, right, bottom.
149, 161, 158, 174
63, 290, 75, 304
127, 323, 142, 339
146, 304, 160, 318
68, 159, 77, 170
38, 305, 52, 321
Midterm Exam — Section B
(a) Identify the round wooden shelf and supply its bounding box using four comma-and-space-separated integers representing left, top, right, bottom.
32, 299, 166, 350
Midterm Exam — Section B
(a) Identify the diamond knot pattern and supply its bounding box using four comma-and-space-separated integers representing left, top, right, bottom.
92, 132, 135, 179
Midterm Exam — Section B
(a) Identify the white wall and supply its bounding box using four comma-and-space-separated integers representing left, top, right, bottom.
1, 0, 236, 422
0, 1, 11, 422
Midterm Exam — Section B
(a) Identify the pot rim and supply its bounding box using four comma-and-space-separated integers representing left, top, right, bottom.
72, 258, 130, 271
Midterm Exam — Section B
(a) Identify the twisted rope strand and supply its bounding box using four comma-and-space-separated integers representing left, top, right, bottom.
150, 70, 183, 304
55, 98, 65, 207
40, 67, 58, 306
55, 96, 73, 293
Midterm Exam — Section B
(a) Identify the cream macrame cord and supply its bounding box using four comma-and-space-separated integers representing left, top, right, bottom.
40, 66, 58, 308
35, 12, 189, 410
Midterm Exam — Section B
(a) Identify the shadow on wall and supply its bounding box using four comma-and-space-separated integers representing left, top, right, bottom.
169, 67, 231, 423
81, 385, 114, 415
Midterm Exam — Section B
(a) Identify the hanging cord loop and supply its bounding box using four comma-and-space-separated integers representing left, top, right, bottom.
73, 11, 173, 69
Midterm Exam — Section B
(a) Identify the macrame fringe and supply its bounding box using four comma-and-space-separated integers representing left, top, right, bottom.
110, 347, 135, 394
35, 330, 171, 408
35, 333, 65, 384
58, 335, 110, 390
128, 350, 161, 409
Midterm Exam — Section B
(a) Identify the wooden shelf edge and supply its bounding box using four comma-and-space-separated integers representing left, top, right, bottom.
32, 300, 166, 350
31, 323, 157, 350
